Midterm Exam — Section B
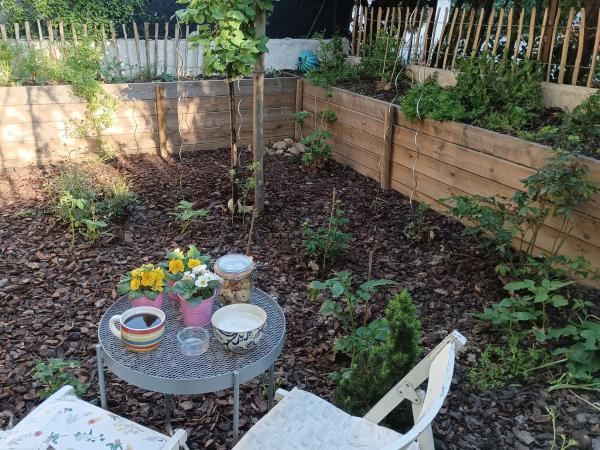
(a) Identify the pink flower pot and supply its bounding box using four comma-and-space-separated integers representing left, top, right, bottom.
132, 293, 165, 309
168, 280, 179, 301
181, 294, 215, 327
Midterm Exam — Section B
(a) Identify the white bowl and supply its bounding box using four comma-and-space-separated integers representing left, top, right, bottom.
211, 304, 267, 352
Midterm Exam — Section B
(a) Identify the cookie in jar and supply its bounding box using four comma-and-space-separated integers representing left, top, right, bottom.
213, 254, 255, 305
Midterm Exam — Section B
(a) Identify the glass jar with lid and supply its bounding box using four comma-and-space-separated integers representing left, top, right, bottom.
214, 254, 255, 305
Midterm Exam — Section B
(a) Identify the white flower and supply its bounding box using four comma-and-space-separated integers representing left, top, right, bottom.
192, 264, 207, 274
194, 277, 208, 288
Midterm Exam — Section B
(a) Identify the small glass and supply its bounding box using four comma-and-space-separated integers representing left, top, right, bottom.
177, 327, 210, 356
214, 254, 255, 305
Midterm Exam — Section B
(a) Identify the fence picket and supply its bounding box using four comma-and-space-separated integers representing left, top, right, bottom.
492, 8, 504, 56
434, 8, 449, 68
163, 22, 169, 75
588, 12, 600, 87
471, 8, 484, 58
570, 8, 585, 85
122, 24, 133, 78
525, 7, 537, 59
109, 23, 122, 76
462, 8, 476, 58
545, 7, 561, 81
58, 22, 66, 57
557, 7, 573, 84
513, 9, 524, 60
144, 22, 151, 70
0, 24, 6, 43
451, 8, 466, 69
24, 22, 32, 50
154, 23, 159, 76
442, 8, 459, 69
484, 8, 495, 52
504, 8, 513, 58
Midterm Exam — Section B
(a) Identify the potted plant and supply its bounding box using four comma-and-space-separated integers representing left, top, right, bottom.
172, 263, 222, 327
117, 264, 166, 308
164, 245, 211, 301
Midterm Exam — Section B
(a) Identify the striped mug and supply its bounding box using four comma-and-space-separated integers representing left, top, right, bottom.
109, 306, 166, 352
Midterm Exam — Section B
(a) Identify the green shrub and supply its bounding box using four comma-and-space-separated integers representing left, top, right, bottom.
399, 77, 465, 122
48, 161, 135, 241
168, 200, 208, 234
33, 359, 89, 398
300, 129, 333, 171
333, 290, 422, 429
302, 197, 351, 272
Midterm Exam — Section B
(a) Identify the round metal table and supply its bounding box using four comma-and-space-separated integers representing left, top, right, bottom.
96, 288, 286, 444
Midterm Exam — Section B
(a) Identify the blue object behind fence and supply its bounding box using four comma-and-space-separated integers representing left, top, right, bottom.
297, 51, 320, 74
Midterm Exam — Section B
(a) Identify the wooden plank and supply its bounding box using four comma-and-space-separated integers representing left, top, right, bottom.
14, 23, 20, 46
155, 84, 168, 158
571, 8, 585, 85
442, 8, 459, 69
525, 7, 537, 59
492, 8, 505, 56
122, 24, 133, 78
504, 8, 514, 58
470, 8, 484, 58
24, 22, 33, 49
0, 24, 7, 43
37, 20, 44, 47
513, 9, 525, 60
58, 22, 66, 57
70, 22, 77, 46
545, 7, 561, 81
451, 8, 467, 69
588, 12, 600, 87
381, 105, 393, 189
557, 7, 575, 84
154, 23, 159, 76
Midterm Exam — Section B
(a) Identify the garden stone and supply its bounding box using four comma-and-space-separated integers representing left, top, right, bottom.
591, 438, 600, 450
283, 138, 294, 146
275, 149, 284, 156
272, 140, 289, 151
288, 146, 301, 156
513, 428, 536, 445
294, 142, 305, 153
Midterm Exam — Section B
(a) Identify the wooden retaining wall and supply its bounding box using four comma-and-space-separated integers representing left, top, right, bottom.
302, 80, 600, 272
0, 77, 296, 169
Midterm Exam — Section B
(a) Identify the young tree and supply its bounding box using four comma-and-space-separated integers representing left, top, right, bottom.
176, 0, 273, 210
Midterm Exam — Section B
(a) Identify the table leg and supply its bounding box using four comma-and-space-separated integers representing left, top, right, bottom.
165, 394, 174, 435
267, 364, 274, 411
233, 370, 240, 445
95, 344, 108, 410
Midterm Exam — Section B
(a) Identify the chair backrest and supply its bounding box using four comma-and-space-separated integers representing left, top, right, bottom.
363, 330, 466, 450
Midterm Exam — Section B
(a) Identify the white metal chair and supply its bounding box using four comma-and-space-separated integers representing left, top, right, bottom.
233, 330, 466, 450
0, 385, 187, 449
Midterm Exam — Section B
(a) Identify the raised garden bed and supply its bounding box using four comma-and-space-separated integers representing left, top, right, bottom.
1, 150, 599, 449
301, 80, 600, 282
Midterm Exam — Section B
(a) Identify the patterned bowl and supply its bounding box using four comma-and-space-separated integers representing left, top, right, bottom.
211, 304, 267, 353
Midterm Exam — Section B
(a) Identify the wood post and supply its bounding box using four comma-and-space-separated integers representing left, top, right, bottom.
294, 78, 304, 141
253, 7, 267, 213
381, 105, 394, 190
155, 84, 168, 159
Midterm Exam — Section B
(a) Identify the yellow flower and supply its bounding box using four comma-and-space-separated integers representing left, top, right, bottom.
173, 248, 184, 258
140, 270, 155, 287
169, 258, 185, 275
131, 268, 142, 278
130, 278, 141, 290
153, 268, 165, 291
188, 258, 201, 268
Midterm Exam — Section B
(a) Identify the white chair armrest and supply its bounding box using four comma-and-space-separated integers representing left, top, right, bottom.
274, 388, 290, 402
164, 429, 188, 449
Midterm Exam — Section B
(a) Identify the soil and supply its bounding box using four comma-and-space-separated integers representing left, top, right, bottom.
334, 76, 412, 103
1, 150, 599, 449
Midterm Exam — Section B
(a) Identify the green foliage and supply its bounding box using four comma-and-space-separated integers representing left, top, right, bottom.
454, 54, 543, 132
33, 359, 89, 398
300, 129, 333, 170
469, 337, 544, 391
321, 108, 338, 124
176, 0, 272, 78
332, 290, 422, 429
2, 0, 146, 27
399, 77, 465, 123
441, 151, 598, 281
12, 208, 36, 218
293, 110, 308, 124
168, 200, 208, 234
308, 271, 398, 334
547, 407, 579, 450
305, 35, 351, 88
403, 203, 430, 242
302, 198, 351, 272
48, 162, 135, 242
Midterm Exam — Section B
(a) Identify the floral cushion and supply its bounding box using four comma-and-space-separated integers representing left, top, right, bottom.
1, 392, 169, 450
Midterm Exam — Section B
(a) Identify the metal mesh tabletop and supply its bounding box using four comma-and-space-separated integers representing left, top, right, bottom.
98, 289, 286, 395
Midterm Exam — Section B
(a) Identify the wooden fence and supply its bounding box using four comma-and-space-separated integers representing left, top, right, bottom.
0, 77, 297, 169
301, 80, 600, 274
350, 5, 600, 87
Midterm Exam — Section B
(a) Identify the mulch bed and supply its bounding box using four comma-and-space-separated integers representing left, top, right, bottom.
0, 150, 599, 449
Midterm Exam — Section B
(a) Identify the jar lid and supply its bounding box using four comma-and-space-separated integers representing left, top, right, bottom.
215, 254, 254, 275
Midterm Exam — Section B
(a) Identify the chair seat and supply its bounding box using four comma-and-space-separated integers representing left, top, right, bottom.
234, 388, 419, 450
0, 391, 169, 450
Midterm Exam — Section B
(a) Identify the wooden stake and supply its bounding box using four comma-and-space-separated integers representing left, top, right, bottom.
24, 22, 32, 50
442, 8, 459, 69
0, 24, 6, 43
537, 8, 548, 61
133, 22, 142, 77
587, 12, 600, 87
471, 8, 484, 58
37, 20, 44, 47
58, 22, 66, 58
122, 24, 133, 78
351, 5, 358, 55
174, 23, 180, 79
253, 6, 267, 212
421, 8, 434, 63
376, 7, 382, 41
451, 8, 466, 69
484, 8, 495, 52
70, 22, 77, 46
381, 105, 394, 190
434, 8, 449, 67
144, 22, 151, 70
557, 7, 573, 84
164, 22, 169, 75
492, 8, 505, 56
184, 24, 190, 77
155, 84, 168, 159
14, 23, 20, 46
110, 23, 122, 77
545, 7, 561, 81
294, 79, 304, 141
571, 8, 585, 85
504, 8, 514, 58
513, 9, 525, 60
154, 23, 159, 76
525, 7, 537, 59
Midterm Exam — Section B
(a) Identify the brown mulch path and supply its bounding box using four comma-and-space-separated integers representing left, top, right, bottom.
0, 150, 598, 449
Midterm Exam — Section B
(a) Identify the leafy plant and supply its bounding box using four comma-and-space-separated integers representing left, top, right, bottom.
333, 290, 422, 429
321, 108, 338, 124
302, 192, 351, 272
168, 200, 208, 234
399, 76, 465, 123
308, 271, 398, 334
293, 110, 308, 124
33, 359, 89, 398
403, 203, 430, 242
547, 407, 578, 450
300, 129, 333, 171
12, 208, 36, 219
81, 218, 108, 243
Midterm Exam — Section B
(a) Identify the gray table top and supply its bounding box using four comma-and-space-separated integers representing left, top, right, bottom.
97, 288, 286, 395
